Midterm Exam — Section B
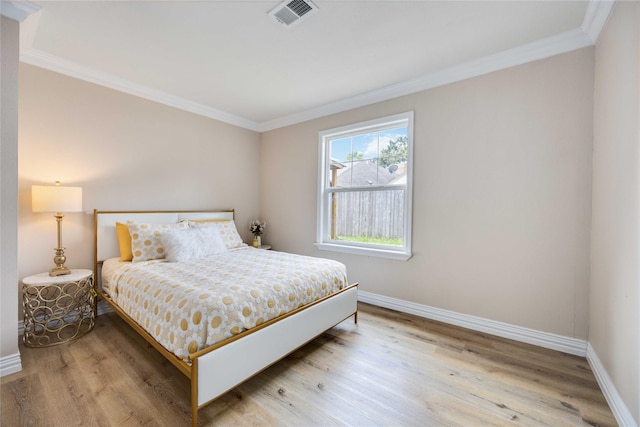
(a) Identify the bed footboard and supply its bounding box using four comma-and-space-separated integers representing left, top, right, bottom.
191, 284, 358, 426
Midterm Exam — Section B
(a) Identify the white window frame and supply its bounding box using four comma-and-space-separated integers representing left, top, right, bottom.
316, 111, 414, 261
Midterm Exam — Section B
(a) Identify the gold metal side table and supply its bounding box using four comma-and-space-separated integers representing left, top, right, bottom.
22, 269, 95, 347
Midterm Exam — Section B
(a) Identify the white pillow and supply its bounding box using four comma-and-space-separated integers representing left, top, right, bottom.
160, 226, 227, 262
188, 220, 245, 249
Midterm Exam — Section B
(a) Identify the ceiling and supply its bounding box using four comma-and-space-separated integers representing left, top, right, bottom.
10, 0, 613, 131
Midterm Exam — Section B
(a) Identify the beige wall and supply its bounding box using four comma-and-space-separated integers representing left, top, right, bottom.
591, 1, 640, 423
1, 16, 21, 362
17, 64, 261, 289
261, 47, 595, 340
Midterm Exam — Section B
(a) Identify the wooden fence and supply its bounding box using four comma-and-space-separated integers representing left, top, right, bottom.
333, 190, 404, 239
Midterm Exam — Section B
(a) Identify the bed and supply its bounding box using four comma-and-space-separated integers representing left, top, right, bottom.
94, 209, 358, 426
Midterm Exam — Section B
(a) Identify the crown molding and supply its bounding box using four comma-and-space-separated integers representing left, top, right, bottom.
581, 0, 616, 43
259, 27, 594, 132
19, 4, 600, 133
0, 1, 41, 22
20, 49, 262, 132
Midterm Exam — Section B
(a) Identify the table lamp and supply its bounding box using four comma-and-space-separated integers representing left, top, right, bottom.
32, 182, 83, 276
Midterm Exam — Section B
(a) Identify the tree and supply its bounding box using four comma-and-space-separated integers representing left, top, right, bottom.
379, 136, 408, 168
346, 151, 364, 161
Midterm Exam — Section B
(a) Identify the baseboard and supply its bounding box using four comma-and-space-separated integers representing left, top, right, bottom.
586, 343, 638, 427
357, 290, 588, 356
0, 352, 22, 377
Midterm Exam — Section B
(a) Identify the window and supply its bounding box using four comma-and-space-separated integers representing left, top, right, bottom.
316, 111, 413, 260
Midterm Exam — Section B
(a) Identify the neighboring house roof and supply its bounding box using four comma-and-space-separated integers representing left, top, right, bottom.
336, 160, 404, 187
389, 162, 408, 185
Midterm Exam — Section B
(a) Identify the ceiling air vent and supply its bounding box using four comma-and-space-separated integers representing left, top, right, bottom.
268, 0, 318, 28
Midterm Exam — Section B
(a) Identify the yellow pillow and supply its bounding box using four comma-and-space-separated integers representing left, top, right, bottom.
115, 222, 133, 261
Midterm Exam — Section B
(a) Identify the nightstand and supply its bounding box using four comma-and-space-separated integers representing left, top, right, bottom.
22, 269, 95, 347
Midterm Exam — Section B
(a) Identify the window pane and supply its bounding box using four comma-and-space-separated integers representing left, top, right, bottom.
329, 189, 405, 246
329, 126, 408, 189
329, 137, 352, 163
379, 144, 407, 164
353, 132, 378, 161
335, 158, 396, 187
329, 137, 350, 188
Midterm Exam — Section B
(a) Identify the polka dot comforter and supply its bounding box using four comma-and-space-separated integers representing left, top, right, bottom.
101, 247, 348, 361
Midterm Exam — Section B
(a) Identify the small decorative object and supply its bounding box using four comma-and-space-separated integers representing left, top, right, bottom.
249, 219, 266, 248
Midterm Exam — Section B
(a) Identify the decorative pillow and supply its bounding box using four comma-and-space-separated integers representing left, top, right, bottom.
161, 227, 227, 262
189, 220, 245, 249
115, 222, 133, 261
128, 222, 189, 262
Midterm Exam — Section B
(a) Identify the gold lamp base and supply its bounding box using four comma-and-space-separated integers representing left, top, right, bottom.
32, 184, 82, 277
49, 266, 71, 276
50, 246, 70, 276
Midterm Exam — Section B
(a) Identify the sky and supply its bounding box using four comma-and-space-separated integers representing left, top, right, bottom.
329, 126, 407, 163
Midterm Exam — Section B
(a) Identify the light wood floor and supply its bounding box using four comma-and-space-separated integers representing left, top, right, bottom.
2, 303, 616, 426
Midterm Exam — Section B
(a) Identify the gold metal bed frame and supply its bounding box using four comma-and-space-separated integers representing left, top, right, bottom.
93, 209, 358, 426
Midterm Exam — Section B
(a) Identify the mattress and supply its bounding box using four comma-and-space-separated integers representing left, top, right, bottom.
101, 247, 348, 361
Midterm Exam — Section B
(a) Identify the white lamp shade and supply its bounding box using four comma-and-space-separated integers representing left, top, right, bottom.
32, 185, 83, 213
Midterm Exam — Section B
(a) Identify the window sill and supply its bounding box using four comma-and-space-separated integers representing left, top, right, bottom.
314, 242, 412, 261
